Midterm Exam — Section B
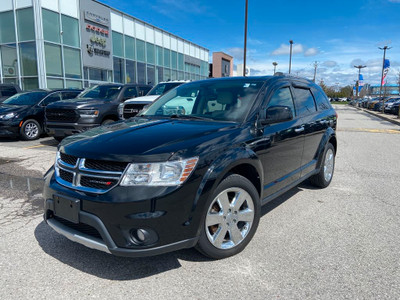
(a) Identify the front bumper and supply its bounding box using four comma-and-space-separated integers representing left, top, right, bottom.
0, 121, 20, 137
43, 168, 207, 257
45, 121, 100, 137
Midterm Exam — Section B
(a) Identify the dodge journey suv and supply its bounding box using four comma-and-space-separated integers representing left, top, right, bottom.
43, 75, 337, 259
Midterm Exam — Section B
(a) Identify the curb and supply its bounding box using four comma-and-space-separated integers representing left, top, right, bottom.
354, 106, 400, 126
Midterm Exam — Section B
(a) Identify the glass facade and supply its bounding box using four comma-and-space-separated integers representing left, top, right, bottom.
0, 1, 209, 90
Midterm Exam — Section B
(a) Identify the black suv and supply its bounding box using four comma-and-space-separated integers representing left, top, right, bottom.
0, 89, 81, 140
45, 83, 151, 141
0, 84, 22, 103
43, 76, 337, 259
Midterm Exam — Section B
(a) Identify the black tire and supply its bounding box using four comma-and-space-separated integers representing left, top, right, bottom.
310, 143, 335, 188
53, 136, 64, 142
101, 119, 114, 125
196, 174, 260, 259
20, 119, 41, 140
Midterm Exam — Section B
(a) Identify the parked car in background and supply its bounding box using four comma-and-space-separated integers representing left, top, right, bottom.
0, 89, 81, 140
384, 97, 400, 113
0, 84, 22, 103
390, 100, 400, 115
43, 75, 337, 259
45, 83, 152, 141
119, 81, 188, 120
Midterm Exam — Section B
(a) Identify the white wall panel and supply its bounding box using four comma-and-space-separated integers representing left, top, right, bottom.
200, 49, 205, 62
205, 51, 209, 61
177, 39, 184, 53
123, 17, 134, 37
41, 0, 59, 12
162, 33, 170, 48
184, 42, 190, 55
155, 29, 163, 46
145, 26, 154, 43
16, 0, 32, 9
189, 44, 195, 57
195, 46, 200, 59
170, 37, 177, 51
60, 0, 78, 18
135, 21, 145, 40
0, 0, 13, 12
110, 11, 123, 33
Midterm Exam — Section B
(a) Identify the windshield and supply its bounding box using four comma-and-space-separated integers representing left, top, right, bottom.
3, 92, 48, 105
142, 79, 264, 122
78, 85, 122, 100
147, 82, 183, 96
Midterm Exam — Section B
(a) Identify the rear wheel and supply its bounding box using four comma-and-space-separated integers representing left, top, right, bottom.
101, 119, 114, 125
310, 143, 335, 188
196, 174, 260, 259
20, 119, 41, 140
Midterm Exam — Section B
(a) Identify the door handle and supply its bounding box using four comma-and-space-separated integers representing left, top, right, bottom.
294, 126, 304, 133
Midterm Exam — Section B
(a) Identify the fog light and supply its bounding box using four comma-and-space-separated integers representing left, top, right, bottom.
129, 228, 158, 246
137, 229, 146, 242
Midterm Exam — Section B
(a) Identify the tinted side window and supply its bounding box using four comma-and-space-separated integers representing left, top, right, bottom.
267, 87, 295, 114
1, 86, 18, 96
123, 87, 138, 99
311, 87, 330, 110
42, 92, 61, 105
61, 91, 80, 100
293, 87, 316, 117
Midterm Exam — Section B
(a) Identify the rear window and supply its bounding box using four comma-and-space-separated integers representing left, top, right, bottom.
293, 87, 317, 117
312, 87, 331, 110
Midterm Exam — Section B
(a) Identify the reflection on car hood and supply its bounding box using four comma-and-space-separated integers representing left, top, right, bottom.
59, 117, 239, 162
124, 95, 159, 104
0, 104, 30, 114
47, 98, 110, 108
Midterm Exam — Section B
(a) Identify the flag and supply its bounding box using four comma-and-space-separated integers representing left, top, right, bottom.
382, 59, 390, 85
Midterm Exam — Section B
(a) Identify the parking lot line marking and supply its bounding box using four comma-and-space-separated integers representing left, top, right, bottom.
337, 128, 400, 134
24, 144, 46, 149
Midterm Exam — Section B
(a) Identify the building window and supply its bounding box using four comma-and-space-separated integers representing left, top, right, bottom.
163, 68, 170, 81
146, 43, 155, 65
0, 11, 16, 44
22, 78, 38, 90
156, 46, 163, 66
136, 40, 145, 62
64, 47, 82, 79
171, 70, 177, 81
125, 36, 135, 60
156, 66, 163, 84
66, 80, 82, 89
171, 51, 177, 70
125, 59, 136, 84
137, 62, 146, 84
19, 42, 37, 76
163, 49, 170, 68
17, 8, 35, 41
113, 57, 125, 83
112, 31, 124, 57
0, 45, 19, 78
178, 53, 184, 71
45, 43, 62, 77
47, 78, 64, 89
62, 15, 80, 48
42, 9, 60, 43
146, 65, 155, 85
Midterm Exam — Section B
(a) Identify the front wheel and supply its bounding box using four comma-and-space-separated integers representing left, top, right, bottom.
20, 119, 41, 140
310, 143, 335, 188
196, 174, 260, 259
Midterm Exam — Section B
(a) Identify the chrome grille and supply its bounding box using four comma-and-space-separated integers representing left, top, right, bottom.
55, 151, 128, 194
123, 104, 145, 119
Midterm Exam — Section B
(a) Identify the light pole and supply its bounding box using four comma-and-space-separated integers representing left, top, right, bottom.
272, 62, 278, 75
243, 0, 248, 77
379, 46, 391, 112
288, 40, 293, 74
313, 61, 319, 82
354, 65, 366, 99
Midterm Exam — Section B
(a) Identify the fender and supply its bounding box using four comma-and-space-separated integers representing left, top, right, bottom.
314, 127, 337, 170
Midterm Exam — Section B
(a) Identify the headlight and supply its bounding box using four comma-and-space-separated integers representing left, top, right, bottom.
78, 109, 99, 117
0, 112, 17, 120
120, 157, 198, 186
118, 103, 124, 118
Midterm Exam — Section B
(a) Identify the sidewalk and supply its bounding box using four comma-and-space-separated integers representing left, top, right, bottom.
355, 106, 400, 126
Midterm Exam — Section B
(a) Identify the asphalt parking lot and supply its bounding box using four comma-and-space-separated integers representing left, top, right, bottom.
0, 105, 399, 299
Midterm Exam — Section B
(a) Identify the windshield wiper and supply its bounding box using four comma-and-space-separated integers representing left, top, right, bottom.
169, 114, 213, 121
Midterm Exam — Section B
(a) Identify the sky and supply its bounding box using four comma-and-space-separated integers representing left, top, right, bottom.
101, 0, 400, 88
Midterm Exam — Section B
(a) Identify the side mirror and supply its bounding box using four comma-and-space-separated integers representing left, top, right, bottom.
261, 105, 293, 125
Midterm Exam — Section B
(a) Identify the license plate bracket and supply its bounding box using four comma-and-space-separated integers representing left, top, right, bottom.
53, 194, 80, 224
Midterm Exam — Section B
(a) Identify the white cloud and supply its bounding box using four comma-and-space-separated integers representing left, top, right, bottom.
322, 61, 338, 68
271, 43, 304, 55
304, 47, 319, 57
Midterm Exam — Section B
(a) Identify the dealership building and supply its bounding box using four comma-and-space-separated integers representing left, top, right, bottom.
0, 0, 210, 90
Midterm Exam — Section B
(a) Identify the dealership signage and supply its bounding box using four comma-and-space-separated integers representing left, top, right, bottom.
80, 0, 113, 70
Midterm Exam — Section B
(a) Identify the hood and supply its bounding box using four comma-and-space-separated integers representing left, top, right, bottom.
0, 104, 30, 115
60, 118, 240, 162
125, 95, 159, 104
47, 98, 111, 109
